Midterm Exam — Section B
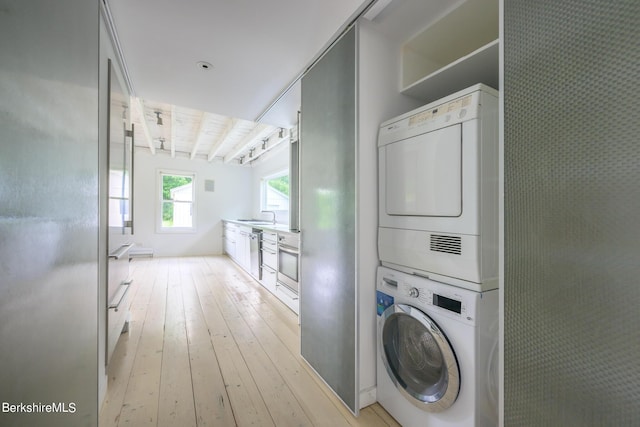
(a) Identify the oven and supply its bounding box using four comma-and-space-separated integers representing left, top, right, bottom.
277, 232, 299, 294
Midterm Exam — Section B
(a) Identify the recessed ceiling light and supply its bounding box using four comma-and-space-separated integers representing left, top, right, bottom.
197, 61, 213, 71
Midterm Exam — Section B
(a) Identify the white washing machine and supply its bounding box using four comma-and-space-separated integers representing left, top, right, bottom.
376, 266, 499, 427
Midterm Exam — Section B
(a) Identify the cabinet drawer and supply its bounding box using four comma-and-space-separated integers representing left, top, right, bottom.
261, 246, 277, 269
262, 231, 277, 241
275, 282, 299, 314
224, 237, 236, 258
261, 265, 277, 293
107, 280, 132, 364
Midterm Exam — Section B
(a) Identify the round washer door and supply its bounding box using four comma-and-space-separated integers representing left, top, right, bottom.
379, 303, 460, 412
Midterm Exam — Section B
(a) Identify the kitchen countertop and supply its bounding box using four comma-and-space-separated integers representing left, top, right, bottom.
223, 219, 299, 234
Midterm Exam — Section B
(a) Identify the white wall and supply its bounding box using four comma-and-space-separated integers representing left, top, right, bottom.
250, 141, 290, 224
134, 149, 252, 256
356, 18, 423, 405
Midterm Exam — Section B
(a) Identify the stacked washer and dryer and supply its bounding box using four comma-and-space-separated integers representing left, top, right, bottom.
376, 84, 499, 427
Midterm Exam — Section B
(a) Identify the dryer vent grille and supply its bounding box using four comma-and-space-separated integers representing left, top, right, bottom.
430, 235, 462, 255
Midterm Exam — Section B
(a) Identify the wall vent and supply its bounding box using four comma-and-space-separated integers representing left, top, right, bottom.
204, 179, 215, 192
430, 234, 462, 255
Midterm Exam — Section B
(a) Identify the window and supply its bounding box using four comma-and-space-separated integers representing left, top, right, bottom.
159, 171, 195, 231
108, 169, 130, 228
261, 171, 290, 212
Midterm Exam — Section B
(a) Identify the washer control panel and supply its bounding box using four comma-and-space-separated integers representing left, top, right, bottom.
408, 287, 420, 298
377, 265, 479, 323
400, 281, 470, 320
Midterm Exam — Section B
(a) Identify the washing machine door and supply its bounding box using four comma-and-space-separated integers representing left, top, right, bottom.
379, 303, 460, 412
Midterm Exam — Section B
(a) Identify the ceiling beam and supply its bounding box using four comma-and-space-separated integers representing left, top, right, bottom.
133, 98, 155, 155
223, 123, 273, 164
240, 128, 289, 165
170, 105, 177, 158
190, 112, 209, 160
207, 118, 237, 162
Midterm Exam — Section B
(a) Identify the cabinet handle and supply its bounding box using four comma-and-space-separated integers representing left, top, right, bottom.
261, 265, 276, 274
129, 123, 135, 234
108, 281, 132, 312
278, 245, 298, 255
109, 243, 134, 260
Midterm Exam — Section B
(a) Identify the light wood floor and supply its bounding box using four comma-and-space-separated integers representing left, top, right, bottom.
99, 256, 401, 427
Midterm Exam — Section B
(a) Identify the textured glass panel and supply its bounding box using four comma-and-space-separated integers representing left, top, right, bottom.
300, 26, 357, 412
504, 1, 640, 425
0, 1, 99, 426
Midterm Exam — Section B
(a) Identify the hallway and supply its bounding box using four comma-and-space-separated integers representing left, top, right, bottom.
99, 256, 398, 427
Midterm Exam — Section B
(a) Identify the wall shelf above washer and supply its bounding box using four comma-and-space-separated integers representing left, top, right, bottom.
401, 39, 499, 103
399, 0, 499, 103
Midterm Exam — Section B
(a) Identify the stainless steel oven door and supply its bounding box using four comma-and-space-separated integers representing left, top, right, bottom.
277, 243, 299, 293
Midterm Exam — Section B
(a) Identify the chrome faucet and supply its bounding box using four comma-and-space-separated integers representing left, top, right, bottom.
261, 210, 276, 224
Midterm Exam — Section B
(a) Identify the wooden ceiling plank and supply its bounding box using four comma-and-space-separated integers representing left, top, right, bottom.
189, 112, 208, 160
170, 105, 177, 158
223, 124, 274, 164
240, 127, 289, 165
134, 98, 156, 155
207, 118, 237, 162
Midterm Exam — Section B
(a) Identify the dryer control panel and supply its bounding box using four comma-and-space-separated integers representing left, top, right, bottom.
378, 83, 497, 148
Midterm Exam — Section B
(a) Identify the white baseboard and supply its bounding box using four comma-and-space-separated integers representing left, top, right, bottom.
359, 385, 377, 408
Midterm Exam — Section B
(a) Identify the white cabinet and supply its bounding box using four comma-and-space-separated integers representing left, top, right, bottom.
261, 265, 277, 294
223, 222, 237, 259
400, 0, 498, 103
107, 243, 133, 365
223, 221, 251, 271
259, 230, 279, 296
223, 222, 299, 314
275, 282, 299, 314
261, 231, 277, 271
236, 226, 252, 271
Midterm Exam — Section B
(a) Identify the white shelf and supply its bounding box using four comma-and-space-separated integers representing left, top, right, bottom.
398, 0, 498, 103
401, 39, 499, 103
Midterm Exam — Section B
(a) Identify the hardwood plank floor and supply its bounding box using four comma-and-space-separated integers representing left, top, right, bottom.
99, 256, 400, 427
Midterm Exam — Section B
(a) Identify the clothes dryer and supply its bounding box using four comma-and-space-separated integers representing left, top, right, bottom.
378, 84, 499, 292
376, 266, 499, 427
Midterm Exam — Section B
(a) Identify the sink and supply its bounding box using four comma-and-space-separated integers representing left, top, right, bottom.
236, 219, 274, 225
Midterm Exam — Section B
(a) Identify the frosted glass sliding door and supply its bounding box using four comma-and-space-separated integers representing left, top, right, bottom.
300, 26, 358, 413
0, 1, 99, 425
